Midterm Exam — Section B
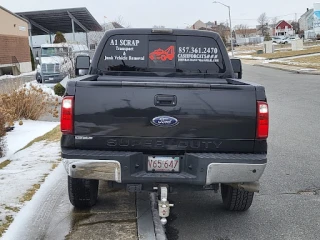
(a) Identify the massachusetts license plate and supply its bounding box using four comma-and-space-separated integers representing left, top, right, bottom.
147, 156, 180, 172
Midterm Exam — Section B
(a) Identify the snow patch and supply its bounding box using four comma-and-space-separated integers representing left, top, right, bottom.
0, 141, 61, 237
237, 55, 266, 60
22, 81, 63, 102
0, 120, 59, 163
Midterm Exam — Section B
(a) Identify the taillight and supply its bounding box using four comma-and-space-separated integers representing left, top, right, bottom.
256, 101, 269, 139
61, 96, 74, 134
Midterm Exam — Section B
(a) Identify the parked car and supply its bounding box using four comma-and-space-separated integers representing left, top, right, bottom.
61, 28, 269, 223
280, 37, 300, 44
272, 36, 283, 44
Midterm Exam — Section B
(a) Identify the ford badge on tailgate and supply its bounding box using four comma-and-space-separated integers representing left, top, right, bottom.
151, 116, 179, 127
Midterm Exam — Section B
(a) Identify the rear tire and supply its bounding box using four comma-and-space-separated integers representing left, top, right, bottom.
221, 184, 254, 211
68, 176, 99, 208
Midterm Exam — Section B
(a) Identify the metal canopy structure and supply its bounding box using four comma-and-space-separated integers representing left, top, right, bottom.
16, 8, 102, 36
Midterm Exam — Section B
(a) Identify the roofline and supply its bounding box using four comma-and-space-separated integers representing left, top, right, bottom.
0, 5, 29, 24
16, 7, 102, 32
275, 20, 293, 28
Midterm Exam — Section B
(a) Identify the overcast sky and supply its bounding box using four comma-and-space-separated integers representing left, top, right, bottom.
1, 0, 318, 28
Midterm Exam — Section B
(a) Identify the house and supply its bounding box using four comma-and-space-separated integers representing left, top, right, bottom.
274, 20, 295, 37
189, 20, 219, 30
190, 20, 207, 30
0, 6, 32, 75
299, 8, 314, 32
205, 21, 218, 28
235, 28, 258, 38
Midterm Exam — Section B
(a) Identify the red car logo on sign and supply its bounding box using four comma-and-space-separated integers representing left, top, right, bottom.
149, 46, 175, 62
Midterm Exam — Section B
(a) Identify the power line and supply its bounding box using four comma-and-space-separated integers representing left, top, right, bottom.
233, 12, 303, 21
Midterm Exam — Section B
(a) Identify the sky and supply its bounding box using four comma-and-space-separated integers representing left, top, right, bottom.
1, 0, 319, 28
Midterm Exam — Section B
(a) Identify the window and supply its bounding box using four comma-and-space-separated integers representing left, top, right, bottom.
97, 34, 226, 76
41, 47, 68, 57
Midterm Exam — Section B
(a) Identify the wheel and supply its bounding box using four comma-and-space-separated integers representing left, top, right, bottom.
68, 176, 99, 208
221, 184, 254, 211
36, 73, 42, 83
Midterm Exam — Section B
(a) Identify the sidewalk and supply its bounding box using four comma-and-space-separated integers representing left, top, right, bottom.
241, 59, 320, 75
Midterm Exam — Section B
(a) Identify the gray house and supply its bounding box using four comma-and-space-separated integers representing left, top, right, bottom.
299, 8, 314, 32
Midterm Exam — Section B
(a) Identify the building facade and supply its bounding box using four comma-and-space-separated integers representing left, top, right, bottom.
299, 8, 314, 32
274, 20, 295, 36
314, 3, 320, 35
0, 6, 32, 75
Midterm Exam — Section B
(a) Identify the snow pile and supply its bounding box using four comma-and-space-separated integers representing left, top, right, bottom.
0, 141, 61, 234
1, 164, 69, 240
22, 81, 63, 102
0, 120, 59, 163
237, 55, 266, 60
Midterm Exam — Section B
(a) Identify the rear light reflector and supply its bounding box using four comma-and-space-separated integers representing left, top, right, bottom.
256, 101, 269, 139
61, 96, 74, 134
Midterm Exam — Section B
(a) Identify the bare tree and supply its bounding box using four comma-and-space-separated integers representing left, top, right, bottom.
271, 17, 278, 26
114, 15, 131, 28
234, 24, 249, 37
257, 13, 269, 36
215, 22, 230, 45
290, 21, 300, 34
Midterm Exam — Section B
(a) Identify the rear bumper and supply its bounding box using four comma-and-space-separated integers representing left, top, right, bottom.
62, 149, 267, 185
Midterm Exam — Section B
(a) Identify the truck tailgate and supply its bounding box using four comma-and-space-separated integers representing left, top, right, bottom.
74, 80, 257, 153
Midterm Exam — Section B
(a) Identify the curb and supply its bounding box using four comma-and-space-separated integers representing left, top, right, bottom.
253, 64, 320, 75
150, 193, 167, 240
136, 192, 167, 240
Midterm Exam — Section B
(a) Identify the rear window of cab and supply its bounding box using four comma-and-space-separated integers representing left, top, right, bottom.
97, 35, 226, 74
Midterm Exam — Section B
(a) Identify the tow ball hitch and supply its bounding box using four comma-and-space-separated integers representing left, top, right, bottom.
154, 184, 174, 225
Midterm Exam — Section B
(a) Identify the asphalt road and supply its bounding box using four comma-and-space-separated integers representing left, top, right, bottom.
166, 65, 320, 240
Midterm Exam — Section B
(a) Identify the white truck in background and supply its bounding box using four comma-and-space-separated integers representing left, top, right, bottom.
36, 43, 89, 84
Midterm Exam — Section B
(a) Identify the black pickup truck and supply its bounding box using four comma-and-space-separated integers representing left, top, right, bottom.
61, 28, 268, 216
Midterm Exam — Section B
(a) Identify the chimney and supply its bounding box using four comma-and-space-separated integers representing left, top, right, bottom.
307, 8, 309, 12
215, 20, 217, 25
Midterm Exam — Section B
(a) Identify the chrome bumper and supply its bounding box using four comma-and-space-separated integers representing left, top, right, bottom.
206, 163, 267, 185
63, 159, 122, 183
63, 159, 266, 185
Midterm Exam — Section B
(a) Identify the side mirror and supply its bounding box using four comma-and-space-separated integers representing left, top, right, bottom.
231, 58, 242, 79
75, 55, 90, 76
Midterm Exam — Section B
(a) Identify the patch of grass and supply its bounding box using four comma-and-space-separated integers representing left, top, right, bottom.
290, 55, 320, 65
19, 159, 60, 203
271, 55, 320, 70
52, 163, 59, 170
0, 215, 14, 237
19, 125, 61, 151
19, 184, 41, 203
4, 205, 20, 213
0, 160, 11, 170
253, 46, 320, 59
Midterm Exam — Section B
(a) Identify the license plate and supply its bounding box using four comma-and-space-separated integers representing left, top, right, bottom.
49, 77, 54, 81
147, 156, 180, 172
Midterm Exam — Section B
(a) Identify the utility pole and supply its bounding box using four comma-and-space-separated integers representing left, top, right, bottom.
213, 1, 234, 57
